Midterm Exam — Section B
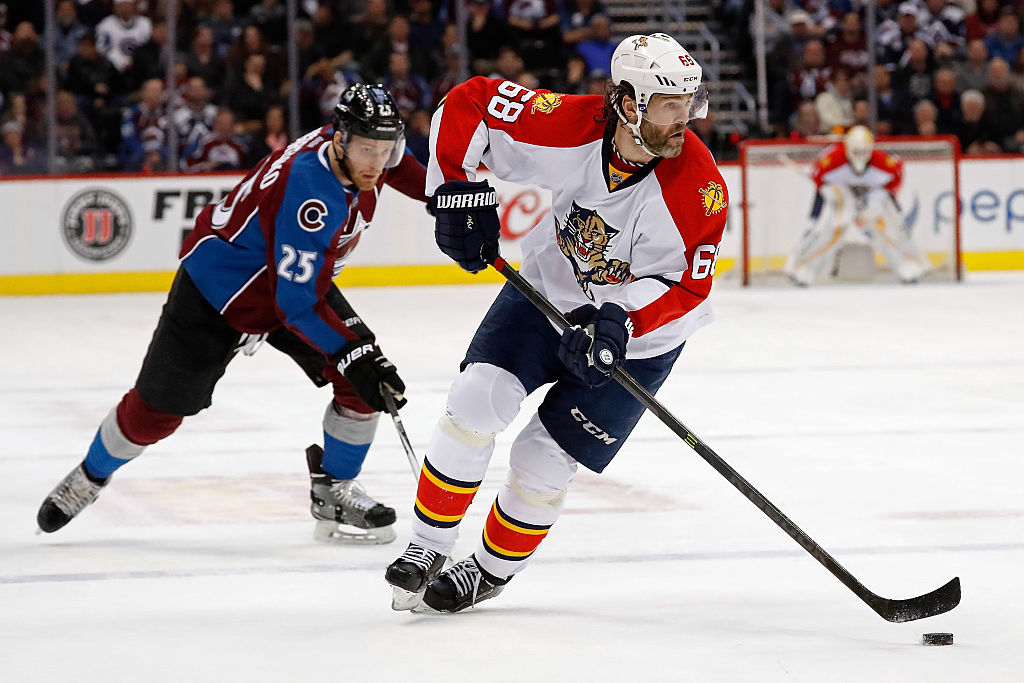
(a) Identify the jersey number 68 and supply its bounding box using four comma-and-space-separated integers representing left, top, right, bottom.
486, 81, 538, 123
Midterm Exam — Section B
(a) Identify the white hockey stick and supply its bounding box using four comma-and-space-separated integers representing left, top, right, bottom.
776, 152, 813, 179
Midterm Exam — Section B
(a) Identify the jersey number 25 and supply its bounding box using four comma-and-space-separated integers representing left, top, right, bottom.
278, 245, 317, 283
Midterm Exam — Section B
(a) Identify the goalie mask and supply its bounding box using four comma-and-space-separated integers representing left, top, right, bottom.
333, 83, 406, 168
610, 33, 709, 156
844, 125, 874, 174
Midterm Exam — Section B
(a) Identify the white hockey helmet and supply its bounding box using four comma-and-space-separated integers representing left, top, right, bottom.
844, 125, 874, 174
610, 33, 709, 155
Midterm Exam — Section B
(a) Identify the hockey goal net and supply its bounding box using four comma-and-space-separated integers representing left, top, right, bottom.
738, 136, 962, 286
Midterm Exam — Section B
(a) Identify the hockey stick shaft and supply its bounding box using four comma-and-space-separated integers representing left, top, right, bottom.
776, 152, 812, 179
382, 389, 421, 483
483, 249, 959, 622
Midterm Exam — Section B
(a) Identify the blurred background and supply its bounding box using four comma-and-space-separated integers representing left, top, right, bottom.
2, 0, 1022, 178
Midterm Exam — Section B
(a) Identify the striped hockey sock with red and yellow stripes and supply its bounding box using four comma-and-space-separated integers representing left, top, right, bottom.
413, 457, 481, 529
481, 498, 552, 563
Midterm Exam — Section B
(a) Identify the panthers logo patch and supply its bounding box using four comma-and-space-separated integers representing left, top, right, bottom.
698, 181, 727, 216
555, 201, 632, 298
531, 93, 563, 114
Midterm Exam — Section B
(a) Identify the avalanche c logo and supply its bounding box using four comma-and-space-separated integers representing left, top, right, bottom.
297, 199, 328, 232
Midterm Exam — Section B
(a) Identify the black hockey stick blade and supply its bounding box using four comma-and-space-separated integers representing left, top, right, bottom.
867, 576, 961, 623
482, 248, 962, 623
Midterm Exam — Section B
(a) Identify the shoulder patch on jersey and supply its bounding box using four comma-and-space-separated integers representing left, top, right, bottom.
698, 181, 727, 216
297, 198, 329, 232
531, 92, 564, 114
555, 201, 632, 299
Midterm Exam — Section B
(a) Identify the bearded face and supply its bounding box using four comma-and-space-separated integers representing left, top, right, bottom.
638, 117, 687, 158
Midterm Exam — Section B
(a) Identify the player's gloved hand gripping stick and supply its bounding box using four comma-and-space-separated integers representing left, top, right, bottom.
428, 179, 501, 273
558, 303, 633, 388
479, 241, 960, 624
335, 340, 406, 413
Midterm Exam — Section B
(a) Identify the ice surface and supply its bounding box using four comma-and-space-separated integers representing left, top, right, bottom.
2, 274, 1022, 682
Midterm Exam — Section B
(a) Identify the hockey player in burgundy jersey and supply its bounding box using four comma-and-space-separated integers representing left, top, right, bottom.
783, 126, 930, 286
385, 33, 730, 612
37, 84, 428, 545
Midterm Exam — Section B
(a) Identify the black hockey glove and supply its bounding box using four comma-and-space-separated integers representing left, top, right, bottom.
428, 179, 500, 273
335, 340, 407, 412
557, 302, 633, 388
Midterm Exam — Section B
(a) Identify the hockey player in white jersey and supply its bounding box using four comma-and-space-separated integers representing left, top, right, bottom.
783, 126, 930, 286
385, 33, 729, 612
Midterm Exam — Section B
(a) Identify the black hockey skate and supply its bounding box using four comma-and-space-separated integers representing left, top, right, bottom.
422, 554, 510, 613
385, 542, 448, 611
306, 445, 396, 545
37, 462, 109, 533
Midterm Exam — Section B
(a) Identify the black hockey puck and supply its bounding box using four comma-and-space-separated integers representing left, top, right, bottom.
922, 632, 954, 646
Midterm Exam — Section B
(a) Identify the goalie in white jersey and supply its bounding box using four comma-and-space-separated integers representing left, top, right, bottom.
385, 33, 729, 612
783, 126, 930, 286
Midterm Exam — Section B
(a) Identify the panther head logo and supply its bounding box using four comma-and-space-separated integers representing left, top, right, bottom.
558, 202, 618, 261
556, 202, 631, 296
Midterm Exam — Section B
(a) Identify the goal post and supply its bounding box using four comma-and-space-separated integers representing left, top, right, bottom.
738, 135, 963, 286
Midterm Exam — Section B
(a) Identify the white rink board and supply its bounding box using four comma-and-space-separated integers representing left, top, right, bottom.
0, 158, 1023, 281
0, 172, 545, 276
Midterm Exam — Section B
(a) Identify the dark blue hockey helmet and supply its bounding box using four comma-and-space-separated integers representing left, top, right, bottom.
333, 83, 406, 167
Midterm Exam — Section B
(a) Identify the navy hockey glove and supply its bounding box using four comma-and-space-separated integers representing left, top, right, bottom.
335, 340, 407, 412
557, 302, 633, 388
428, 179, 500, 273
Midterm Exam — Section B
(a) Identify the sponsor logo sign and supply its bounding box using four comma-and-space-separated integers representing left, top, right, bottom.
61, 188, 133, 261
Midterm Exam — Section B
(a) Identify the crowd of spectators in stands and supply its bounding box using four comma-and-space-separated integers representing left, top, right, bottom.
721, 0, 1024, 154
0, 0, 1022, 176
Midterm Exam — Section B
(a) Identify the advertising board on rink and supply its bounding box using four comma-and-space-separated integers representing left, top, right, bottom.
1, 159, 1022, 295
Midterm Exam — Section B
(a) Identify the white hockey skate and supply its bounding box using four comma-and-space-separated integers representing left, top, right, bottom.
306, 445, 396, 545
385, 542, 450, 611
37, 462, 109, 533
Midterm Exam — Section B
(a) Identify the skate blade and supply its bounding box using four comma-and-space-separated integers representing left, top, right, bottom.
391, 586, 425, 612
411, 601, 443, 615
313, 520, 397, 545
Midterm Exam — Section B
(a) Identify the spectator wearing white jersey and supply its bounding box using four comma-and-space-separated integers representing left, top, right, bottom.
96, 0, 152, 73
815, 67, 855, 134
